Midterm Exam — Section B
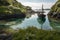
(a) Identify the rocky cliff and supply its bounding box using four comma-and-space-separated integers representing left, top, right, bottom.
48, 0, 60, 19
0, 0, 28, 20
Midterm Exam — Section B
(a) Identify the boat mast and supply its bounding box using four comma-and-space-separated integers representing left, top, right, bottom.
42, 4, 44, 14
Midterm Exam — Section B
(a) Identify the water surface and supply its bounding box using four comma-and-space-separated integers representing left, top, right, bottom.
10, 10, 52, 30
0, 10, 60, 31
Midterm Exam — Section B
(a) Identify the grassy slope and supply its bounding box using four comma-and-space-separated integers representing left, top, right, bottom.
13, 27, 60, 40
49, 0, 60, 14
0, 0, 27, 14
48, 0, 60, 19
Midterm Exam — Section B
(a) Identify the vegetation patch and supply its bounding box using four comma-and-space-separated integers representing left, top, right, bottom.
13, 27, 60, 40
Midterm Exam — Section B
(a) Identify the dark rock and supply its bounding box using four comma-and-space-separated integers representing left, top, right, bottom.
0, 13, 26, 20
0, 34, 12, 40
0, 0, 10, 6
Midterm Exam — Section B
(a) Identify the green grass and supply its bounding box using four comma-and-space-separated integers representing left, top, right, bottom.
0, 6, 8, 12
0, 0, 28, 14
13, 27, 60, 40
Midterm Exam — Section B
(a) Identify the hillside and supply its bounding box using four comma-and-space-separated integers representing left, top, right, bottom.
48, 0, 60, 19
0, 0, 28, 20
13, 27, 60, 40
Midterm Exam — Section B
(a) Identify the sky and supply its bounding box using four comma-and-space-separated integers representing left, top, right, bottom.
17, 0, 57, 9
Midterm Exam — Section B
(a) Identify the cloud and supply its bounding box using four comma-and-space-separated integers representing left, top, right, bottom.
17, 0, 56, 9
21, 2, 55, 9
17, 0, 56, 3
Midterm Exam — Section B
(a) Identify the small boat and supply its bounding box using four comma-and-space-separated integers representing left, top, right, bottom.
38, 13, 46, 18
38, 4, 46, 18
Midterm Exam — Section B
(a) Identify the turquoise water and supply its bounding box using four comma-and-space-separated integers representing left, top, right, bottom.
9, 10, 52, 30
1, 10, 60, 31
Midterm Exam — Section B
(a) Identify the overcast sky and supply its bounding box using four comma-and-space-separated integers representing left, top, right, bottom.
17, 0, 57, 9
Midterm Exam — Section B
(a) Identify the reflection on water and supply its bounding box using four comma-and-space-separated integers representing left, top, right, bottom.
37, 17, 46, 25
0, 18, 24, 30
10, 10, 53, 30
5, 18, 24, 25
11, 14, 41, 29
0, 25, 10, 30
48, 17, 60, 31
0, 10, 60, 31
37, 17, 46, 29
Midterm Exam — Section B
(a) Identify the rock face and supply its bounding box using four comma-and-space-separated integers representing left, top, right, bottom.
0, 33, 12, 40
0, 30, 12, 40
0, 0, 27, 20
48, 0, 60, 19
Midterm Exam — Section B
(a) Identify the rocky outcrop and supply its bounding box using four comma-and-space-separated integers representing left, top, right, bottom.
0, 0, 27, 20
48, 0, 60, 19
0, 30, 12, 40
